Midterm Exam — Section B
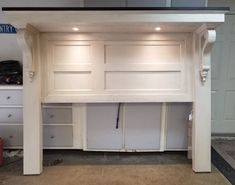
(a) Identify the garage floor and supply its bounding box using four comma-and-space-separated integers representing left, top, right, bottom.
0, 151, 231, 185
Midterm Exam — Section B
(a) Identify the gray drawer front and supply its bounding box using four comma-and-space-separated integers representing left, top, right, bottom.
43, 126, 73, 147
43, 108, 72, 124
0, 108, 23, 123
0, 125, 23, 147
0, 90, 22, 105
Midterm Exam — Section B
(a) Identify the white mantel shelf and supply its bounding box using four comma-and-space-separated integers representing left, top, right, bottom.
3, 7, 228, 175
3, 7, 229, 32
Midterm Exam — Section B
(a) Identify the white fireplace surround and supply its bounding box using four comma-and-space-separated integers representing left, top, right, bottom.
3, 7, 228, 175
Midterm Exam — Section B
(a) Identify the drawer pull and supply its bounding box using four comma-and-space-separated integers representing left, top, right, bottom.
9, 135, 13, 139
50, 136, 55, 139
8, 114, 12, 118
6, 96, 11, 100
49, 114, 55, 118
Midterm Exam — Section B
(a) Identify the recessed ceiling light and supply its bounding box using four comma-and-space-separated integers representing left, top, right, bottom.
155, 27, 161, 31
72, 27, 79, 31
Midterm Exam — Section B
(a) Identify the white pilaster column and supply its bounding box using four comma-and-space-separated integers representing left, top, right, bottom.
17, 25, 43, 175
192, 25, 216, 172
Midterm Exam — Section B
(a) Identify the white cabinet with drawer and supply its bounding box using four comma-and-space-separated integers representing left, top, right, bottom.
42, 104, 75, 148
0, 86, 23, 148
0, 86, 76, 149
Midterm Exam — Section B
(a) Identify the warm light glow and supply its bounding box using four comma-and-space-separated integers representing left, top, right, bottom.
155, 27, 161, 31
72, 27, 80, 31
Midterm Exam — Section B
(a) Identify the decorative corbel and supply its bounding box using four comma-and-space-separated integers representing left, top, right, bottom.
17, 25, 39, 82
200, 29, 216, 85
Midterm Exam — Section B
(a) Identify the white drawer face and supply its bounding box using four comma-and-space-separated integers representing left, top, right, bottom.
43, 126, 73, 147
43, 108, 72, 124
0, 125, 23, 147
0, 108, 23, 123
0, 90, 22, 105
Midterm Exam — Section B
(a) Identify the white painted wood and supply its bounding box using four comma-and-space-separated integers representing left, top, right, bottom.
105, 42, 181, 64
3, 9, 226, 174
86, 103, 123, 150
54, 72, 92, 91
0, 125, 23, 147
43, 125, 73, 147
42, 35, 192, 102
0, 108, 23, 123
165, 103, 191, 150
105, 71, 181, 90
192, 27, 214, 172
72, 104, 85, 149
124, 103, 161, 150
160, 103, 167, 151
17, 25, 43, 175
0, 90, 22, 105
52, 43, 91, 65
4, 11, 226, 31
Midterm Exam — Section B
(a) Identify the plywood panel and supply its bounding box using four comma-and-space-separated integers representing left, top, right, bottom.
124, 103, 161, 150
54, 72, 92, 91
105, 71, 181, 90
105, 43, 181, 64
166, 103, 191, 150
87, 103, 122, 150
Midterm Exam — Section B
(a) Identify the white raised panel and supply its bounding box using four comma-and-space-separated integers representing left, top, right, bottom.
53, 44, 91, 65
42, 33, 192, 102
86, 103, 123, 150
124, 103, 161, 150
105, 71, 181, 90
105, 43, 181, 64
54, 72, 92, 91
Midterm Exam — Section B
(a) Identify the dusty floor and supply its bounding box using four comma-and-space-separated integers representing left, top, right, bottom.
0, 151, 231, 185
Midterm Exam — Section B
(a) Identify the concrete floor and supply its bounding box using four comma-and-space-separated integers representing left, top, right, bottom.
0, 151, 231, 185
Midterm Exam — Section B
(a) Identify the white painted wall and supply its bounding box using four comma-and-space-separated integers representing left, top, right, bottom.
0, 0, 83, 61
